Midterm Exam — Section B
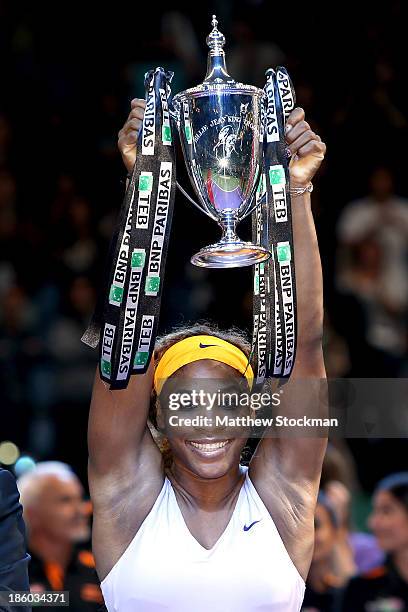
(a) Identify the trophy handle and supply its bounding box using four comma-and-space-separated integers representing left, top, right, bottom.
176, 181, 218, 221
233, 163, 264, 220
169, 97, 181, 128
169, 96, 218, 222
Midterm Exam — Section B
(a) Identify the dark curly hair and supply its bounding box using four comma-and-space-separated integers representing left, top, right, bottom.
148, 320, 253, 468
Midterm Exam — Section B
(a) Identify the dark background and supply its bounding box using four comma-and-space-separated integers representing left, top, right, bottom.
1, 0, 407, 502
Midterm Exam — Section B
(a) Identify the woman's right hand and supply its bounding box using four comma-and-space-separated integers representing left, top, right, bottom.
118, 98, 146, 173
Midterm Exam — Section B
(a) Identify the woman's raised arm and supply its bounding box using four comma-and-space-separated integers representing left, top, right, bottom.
88, 361, 159, 479
249, 107, 327, 580
88, 95, 161, 487
88, 99, 164, 581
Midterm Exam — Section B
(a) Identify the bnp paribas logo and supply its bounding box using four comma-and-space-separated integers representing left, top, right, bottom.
277, 242, 291, 263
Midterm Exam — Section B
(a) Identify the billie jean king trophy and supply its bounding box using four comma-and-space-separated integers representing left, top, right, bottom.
82, 17, 297, 388
171, 16, 270, 268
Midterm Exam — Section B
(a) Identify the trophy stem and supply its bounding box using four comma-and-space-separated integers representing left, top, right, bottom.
218, 210, 239, 244
190, 209, 271, 268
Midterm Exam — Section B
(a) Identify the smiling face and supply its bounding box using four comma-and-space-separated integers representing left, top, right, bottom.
369, 490, 408, 554
156, 359, 251, 479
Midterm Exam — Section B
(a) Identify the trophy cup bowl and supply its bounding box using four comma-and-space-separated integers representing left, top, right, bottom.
170, 16, 271, 268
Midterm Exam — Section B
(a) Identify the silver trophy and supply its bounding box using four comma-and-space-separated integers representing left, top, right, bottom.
171, 16, 270, 268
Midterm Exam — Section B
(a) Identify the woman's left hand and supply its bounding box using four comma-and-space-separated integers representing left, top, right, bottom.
285, 107, 326, 188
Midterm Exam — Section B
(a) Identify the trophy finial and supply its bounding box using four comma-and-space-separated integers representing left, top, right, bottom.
203, 14, 234, 84
206, 14, 226, 53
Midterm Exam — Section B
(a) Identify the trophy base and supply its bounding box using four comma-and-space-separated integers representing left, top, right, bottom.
191, 242, 271, 268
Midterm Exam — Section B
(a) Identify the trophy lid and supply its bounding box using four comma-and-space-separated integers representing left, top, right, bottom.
206, 15, 225, 52
203, 15, 234, 84
172, 15, 264, 100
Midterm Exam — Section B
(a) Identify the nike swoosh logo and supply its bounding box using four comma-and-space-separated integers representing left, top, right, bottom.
199, 343, 219, 348
243, 519, 261, 532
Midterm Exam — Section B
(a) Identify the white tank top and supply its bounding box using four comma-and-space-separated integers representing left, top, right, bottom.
100, 465, 305, 611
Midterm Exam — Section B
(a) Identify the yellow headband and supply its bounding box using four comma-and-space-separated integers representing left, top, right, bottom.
154, 335, 254, 394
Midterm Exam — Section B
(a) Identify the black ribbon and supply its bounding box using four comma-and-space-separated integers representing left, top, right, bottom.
249, 66, 297, 388
83, 65, 298, 392
82, 67, 176, 390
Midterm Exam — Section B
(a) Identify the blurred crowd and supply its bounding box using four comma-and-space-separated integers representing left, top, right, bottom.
1, 0, 408, 608
2, 1, 408, 477
303, 450, 408, 611
12, 451, 408, 611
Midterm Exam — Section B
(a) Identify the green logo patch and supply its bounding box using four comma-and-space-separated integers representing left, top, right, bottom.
132, 251, 145, 268
145, 276, 160, 294
162, 125, 172, 143
269, 167, 285, 185
254, 274, 259, 294
109, 284, 124, 304
101, 359, 111, 376
185, 125, 192, 142
134, 351, 149, 367
277, 244, 291, 262
139, 174, 153, 192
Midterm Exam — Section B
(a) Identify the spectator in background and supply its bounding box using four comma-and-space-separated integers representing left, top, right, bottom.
302, 492, 354, 612
60, 197, 99, 276
0, 283, 39, 404
340, 472, 408, 611
161, 11, 203, 83
0, 114, 13, 165
321, 443, 384, 574
0, 169, 18, 282
0, 468, 31, 612
227, 18, 285, 87
0, 168, 50, 294
337, 167, 408, 312
371, 58, 407, 134
325, 479, 385, 576
17, 461, 103, 611
336, 167, 408, 375
337, 236, 406, 375
46, 276, 96, 404
49, 173, 77, 230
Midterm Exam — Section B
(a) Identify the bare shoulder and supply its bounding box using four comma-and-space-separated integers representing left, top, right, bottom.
89, 427, 165, 581
248, 452, 318, 581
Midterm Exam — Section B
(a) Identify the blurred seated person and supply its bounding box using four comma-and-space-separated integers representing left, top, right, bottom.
17, 461, 104, 611
321, 444, 384, 573
339, 472, 408, 611
337, 166, 408, 310
336, 167, 408, 376
302, 492, 355, 611
336, 236, 406, 375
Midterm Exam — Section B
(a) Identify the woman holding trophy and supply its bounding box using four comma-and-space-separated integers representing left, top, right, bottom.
89, 107, 326, 612
87, 18, 327, 612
